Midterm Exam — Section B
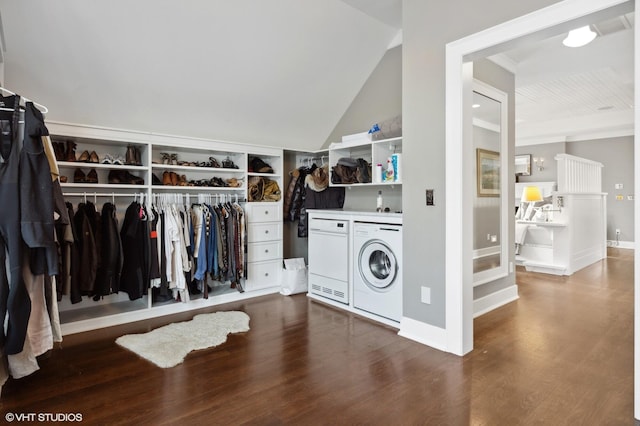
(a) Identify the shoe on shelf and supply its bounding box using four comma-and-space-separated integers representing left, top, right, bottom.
226, 178, 243, 188
124, 171, 144, 185
160, 152, 170, 165
135, 147, 142, 166
77, 150, 90, 162
125, 145, 136, 165
59, 175, 68, 183
53, 141, 65, 161
73, 169, 86, 183
65, 140, 77, 162
112, 155, 125, 165
89, 151, 99, 163
222, 156, 239, 169
170, 171, 179, 186
86, 169, 99, 183
101, 153, 114, 164
170, 153, 178, 165
152, 173, 162, 186
178, 174, 188, 186
209, 157, 221, 168
162, 171, 171, 185
108, 170, 122, 184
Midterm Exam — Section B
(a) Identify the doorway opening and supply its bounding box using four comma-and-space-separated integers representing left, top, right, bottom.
444, 0, 635, 357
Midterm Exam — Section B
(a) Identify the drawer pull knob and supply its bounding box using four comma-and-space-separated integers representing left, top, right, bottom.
265, 230, 269, 234
265, 249, 269, 253
265, 210, 269, 215
265, 272, 269, 277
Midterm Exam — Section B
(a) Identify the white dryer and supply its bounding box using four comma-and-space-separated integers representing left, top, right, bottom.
353, 221, 402, 322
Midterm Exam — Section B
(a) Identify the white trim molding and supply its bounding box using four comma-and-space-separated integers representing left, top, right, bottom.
398, 317, 447, 352
445, 0, 633, 359
608, 240, 635, 250
473, 285, 519, 318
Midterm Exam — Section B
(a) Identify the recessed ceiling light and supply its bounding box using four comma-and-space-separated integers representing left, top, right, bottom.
562, 25, 597, 47
597, 105, 614, 111
472, 104, 480, 108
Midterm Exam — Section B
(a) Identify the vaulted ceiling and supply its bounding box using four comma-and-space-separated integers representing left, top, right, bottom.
0, 1, 398, 150
1, 1, 634, 149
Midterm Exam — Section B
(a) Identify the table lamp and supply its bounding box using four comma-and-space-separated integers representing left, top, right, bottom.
521, 186, 543, 221
521, 186, 543, 203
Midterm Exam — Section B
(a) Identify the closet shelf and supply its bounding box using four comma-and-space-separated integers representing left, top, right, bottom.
58, 161, 148, 170
248, 172, 282, 178
152, 185, 244, 191
60, 183, 148, 190
151, 164, 246, 174
331, 181, 402, 187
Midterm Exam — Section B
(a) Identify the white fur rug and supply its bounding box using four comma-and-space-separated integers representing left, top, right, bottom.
115, 311, 250, 368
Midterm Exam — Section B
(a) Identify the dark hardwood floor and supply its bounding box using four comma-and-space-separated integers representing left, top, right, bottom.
0, 248, 633, 425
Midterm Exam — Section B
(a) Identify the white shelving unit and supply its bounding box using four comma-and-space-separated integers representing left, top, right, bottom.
328, 136, 402, 186
48, 121, 283, 335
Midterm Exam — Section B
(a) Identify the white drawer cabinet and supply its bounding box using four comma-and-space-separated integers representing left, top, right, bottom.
248, 222, 282, 243
245, 201, 282, 291
247, 241, 281, 262
246, 203, 281, 222
246, 260, 281, 289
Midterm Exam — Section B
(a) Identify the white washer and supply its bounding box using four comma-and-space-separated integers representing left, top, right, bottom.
353, 222, 402, 322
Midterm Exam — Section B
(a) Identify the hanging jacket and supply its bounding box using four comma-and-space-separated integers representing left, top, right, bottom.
299, 186, 346, 238
283, 170, 300, 220
20, 102, 58, 276
120, 202, 149, 301
95, 202, 123, 297
72, 203, 98, 295
287, 167, 310, 222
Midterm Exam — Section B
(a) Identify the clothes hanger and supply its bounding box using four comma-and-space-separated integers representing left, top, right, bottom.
0, 87, 48, 114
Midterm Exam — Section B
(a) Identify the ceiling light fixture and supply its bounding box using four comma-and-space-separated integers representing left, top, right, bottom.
472, 104, 480, 108
562, 25, 597, 47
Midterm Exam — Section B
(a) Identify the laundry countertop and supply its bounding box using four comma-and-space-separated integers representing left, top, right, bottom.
308, 209, 403, 224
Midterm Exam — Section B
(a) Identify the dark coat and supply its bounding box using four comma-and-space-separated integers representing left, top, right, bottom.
20, 102, 58, 276
120, 202, 149, 301
72, 203, 98, 296
298, 185, 345, 237
287, 167, 310, 222
95, 202, 123, 297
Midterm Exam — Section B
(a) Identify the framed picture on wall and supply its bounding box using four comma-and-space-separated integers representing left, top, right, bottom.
477, 148, 500, 197
515, 154, 531, 176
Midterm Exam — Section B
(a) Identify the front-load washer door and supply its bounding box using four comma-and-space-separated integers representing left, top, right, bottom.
358, 240, 397, 291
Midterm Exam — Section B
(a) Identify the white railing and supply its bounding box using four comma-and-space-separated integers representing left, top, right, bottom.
555, 153, 603, 193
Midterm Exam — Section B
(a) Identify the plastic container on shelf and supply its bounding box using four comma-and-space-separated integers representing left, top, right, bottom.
391, 153, 401, 182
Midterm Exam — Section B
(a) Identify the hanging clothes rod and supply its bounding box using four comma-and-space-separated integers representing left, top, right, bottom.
63, 192, 139, 198
0, 87, 48, 114
298, 155, 327, 166
153, 193, 244, 202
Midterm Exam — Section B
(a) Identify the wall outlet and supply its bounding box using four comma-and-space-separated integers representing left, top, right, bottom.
490, 235, 497, 243
615, 183, 624, 189
628, 195, 634, 201
616, 229, 621, 235
421, 286, 431, 304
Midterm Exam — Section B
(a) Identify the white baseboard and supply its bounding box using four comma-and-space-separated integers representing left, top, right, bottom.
607, 240, 635, 249
398, 316, 448, 352
473, 245, 500, 259
473, 285, 519, 318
